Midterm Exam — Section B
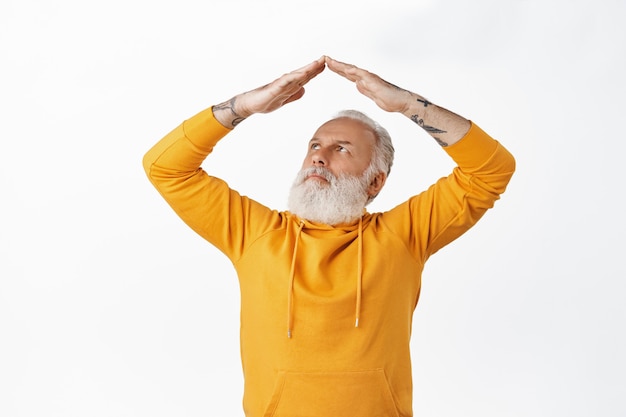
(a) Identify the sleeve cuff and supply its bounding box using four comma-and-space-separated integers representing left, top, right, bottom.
182, 107, 233, 151
443, 121, 500, 170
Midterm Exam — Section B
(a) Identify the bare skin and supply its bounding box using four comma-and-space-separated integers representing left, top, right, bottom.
324, 57, 470, 147
212, 55, 472, 198
213, 56, 327, 128
303, 117, 386, 199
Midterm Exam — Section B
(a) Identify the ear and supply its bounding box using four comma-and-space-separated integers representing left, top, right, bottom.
367, 172, 387, 198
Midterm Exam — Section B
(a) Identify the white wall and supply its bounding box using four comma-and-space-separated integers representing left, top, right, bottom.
1, 0, 624, 415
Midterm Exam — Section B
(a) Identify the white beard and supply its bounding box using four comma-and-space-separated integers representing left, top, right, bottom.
287, 166, 371, 226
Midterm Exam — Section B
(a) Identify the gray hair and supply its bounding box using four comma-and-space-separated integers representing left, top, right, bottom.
331, 110, 395, 176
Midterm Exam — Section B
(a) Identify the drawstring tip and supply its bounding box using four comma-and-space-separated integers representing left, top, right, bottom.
355, 318, 359, 328
287, 329, 292, 338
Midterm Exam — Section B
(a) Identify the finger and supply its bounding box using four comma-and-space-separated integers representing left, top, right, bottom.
296, 57, 326, 82
293, 56, 326, 73
325, 56, 352, 75
288, 57, 326, 86
325, 56, 359, 72
275, 73, 311, 91
275, 74, 318, 94
325, 56, 366, 83
276, 57, 325, 89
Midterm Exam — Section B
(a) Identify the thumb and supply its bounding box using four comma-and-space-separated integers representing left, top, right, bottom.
283, 87, 306, 105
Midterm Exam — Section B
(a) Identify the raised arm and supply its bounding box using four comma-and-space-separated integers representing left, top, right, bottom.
143, 57, 327, 258
325, 56, 470, 147
212, 56, 326, 128
325, 56, 515, 257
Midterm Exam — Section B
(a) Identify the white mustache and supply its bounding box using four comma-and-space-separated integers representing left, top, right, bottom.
288, 165, 372, 225
297, 166, 336, 184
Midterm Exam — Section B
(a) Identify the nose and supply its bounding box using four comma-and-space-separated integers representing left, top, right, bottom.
311, 149, 326, 166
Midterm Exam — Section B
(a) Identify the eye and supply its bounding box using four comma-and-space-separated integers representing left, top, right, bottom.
310, 143, 321, 150
338, 146, 348, 153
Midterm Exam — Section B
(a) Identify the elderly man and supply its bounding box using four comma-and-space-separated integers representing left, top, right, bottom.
143, 56, 515, 417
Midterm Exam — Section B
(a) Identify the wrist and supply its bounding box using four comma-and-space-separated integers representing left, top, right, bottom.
212, 96, 248, 128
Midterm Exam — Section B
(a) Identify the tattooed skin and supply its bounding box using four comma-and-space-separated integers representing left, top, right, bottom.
213, 97, 246, 127
433, 137, 449, 147
410, 114, 449, 147
416, 98, 432, 107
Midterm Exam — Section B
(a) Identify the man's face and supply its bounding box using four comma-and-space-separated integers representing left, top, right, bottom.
301, 117, 376, 182
285, 117, 381, 225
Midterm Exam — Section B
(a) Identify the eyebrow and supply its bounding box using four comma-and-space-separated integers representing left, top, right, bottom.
309, 138, 354, 147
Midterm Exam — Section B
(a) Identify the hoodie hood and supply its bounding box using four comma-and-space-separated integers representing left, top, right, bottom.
286, 213, 370, 338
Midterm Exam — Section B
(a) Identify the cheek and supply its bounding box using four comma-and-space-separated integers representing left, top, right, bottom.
344, 160, 369, 177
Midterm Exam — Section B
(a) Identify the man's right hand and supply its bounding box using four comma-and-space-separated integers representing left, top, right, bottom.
213, 56, 326, 128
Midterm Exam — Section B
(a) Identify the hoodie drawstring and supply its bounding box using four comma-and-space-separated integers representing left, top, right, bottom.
287, 221, 305, 338
287, 218, 364, 338
355, 216, 363, 328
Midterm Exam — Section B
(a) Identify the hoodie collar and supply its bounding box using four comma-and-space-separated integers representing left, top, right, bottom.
286, 214, 367, 338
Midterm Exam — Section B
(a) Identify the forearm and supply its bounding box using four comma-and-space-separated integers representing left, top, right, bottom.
401, 93, 471, 147
212, 95, 249, 129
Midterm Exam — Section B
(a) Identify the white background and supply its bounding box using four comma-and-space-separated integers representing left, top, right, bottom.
1, 0, 625, 416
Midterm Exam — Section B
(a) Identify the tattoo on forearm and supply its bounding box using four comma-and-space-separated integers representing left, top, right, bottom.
416, 98, 432, 107
433, 137, 449, 147
410, 114, 449, 147
213, 97, 246, 127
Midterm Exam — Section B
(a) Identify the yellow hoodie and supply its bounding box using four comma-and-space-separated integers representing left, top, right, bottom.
143, 107, 515, 417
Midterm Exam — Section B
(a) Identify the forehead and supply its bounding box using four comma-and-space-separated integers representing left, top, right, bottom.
312, 117, 377, 146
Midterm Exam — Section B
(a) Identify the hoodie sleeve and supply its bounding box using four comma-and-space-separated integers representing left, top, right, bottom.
142, 107, 281, 261
382, 122, 516, 261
